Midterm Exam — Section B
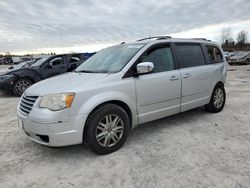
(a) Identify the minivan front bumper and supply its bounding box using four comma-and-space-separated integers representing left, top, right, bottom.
17, 108, 88, 147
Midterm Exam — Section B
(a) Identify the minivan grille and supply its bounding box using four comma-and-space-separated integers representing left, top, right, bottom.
19, 95, 38, 115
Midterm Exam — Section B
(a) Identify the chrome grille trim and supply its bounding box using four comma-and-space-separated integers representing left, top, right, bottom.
19, 95, 38, 115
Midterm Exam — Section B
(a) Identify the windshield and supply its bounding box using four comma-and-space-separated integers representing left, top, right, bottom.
235, 52, 248, 57
75, 44, 145, 73
31, 57, 48, 67
232, 51, 240, 55
13, 61, 28, 69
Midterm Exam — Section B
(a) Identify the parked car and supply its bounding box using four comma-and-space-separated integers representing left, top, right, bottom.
12, 57, 23, 64
0, 59, 40, 76
0, 58, 4, 65
228, 51, 250, 65
8, 58, 41, 70
0, 53, 87, 96
229, 51, 241, 58
224, 51, 231, 60
17, 36, 227, 154
0, 57, 13, 65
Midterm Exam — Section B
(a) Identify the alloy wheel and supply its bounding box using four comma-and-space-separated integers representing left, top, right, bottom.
213, 88, 224, 109
95, 114, 124, 148
15, 80, 31, 96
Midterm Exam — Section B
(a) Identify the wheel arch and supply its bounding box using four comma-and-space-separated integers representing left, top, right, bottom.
82, 100, 134, 143
216, 81, 224, 87
12, 72, 36, 83
86, 100, 133, 129
205, 80, 226, 113
12, 76, 35, 94
208, 80, 225, 102
17, 76, 35, 83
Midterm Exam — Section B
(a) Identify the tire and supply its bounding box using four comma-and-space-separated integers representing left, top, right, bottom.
13, 78, 33, 96
205, 83, 226, 113
84, 104, 130, 155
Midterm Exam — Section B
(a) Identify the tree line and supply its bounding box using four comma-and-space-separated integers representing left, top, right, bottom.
220, 28, 249, 51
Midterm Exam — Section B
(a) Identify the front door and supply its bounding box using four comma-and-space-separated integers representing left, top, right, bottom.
135, 44, 181, 124
41, 56, 67, 78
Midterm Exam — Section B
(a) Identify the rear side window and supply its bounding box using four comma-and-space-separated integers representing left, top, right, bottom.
70, 57, 80, 63
175, 44, 206, 68
139, 46, 174, 73
206, 46, 223, 63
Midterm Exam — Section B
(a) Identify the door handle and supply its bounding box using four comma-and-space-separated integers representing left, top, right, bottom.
170, 76, 179, 81
183, 73, 191, 79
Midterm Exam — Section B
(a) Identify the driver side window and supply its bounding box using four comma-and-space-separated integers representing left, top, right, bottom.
49, 57, 64, 66
140, 46, 174, 73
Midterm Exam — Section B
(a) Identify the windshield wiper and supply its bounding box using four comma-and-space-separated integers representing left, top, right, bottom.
75, 70, 103, 73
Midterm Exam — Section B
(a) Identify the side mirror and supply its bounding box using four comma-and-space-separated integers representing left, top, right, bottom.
136, 62, 154, 75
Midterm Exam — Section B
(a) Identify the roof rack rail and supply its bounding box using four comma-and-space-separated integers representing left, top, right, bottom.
191, 38, 211, 42
137, 36, 172, 42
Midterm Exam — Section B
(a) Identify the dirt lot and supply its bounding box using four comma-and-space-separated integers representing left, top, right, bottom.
0, 65, 250, 188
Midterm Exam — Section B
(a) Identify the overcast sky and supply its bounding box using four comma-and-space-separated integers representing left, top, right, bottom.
0, 0, 250, 54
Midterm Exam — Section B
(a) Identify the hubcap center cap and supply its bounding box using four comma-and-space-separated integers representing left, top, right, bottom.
106, 123, 114, 132
107, 127, 112, 132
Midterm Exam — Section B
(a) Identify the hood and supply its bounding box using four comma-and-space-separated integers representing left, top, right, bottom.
0, 68, 11, 76
0, 67, 22, 76
25, 72, 110, 96
231, 53, 248, 59
0, 66, 38, 76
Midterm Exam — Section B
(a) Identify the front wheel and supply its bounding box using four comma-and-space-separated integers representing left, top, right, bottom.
13, 79, 33, 96
205, 83, 226, 113
84, 104, 130, 155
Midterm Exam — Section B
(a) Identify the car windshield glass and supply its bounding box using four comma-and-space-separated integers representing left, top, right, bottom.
236, 52, 248, 57
75, 44, 145, 73
31, 57, 48, 67
232, 52, 240, 55
13, 61, 28, 69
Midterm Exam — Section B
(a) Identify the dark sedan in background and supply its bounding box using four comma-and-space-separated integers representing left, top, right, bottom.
0, 53, 87, 96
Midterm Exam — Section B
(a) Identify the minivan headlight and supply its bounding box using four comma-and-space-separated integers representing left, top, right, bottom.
39, 93, 75, 111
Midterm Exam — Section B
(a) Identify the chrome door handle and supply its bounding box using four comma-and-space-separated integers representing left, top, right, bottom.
170, 76, 179, 81
183, 73, 191, 79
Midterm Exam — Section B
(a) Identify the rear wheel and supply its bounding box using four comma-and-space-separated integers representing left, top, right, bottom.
205, 83, 226, 113
13, 79, 33, 96
84, 104, 130, 155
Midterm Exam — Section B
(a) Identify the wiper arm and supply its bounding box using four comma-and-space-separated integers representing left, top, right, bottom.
75, 70, 95, 73
75, 70, 102, 73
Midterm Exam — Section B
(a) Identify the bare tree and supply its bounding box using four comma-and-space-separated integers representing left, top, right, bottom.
220, 28, 234, 45
236, 30, 248, 50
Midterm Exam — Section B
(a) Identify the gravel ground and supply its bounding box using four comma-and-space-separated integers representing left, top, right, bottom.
0, 65, 250, 188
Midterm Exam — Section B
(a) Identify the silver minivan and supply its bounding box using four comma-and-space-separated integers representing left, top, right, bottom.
17, 36, 227, 154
